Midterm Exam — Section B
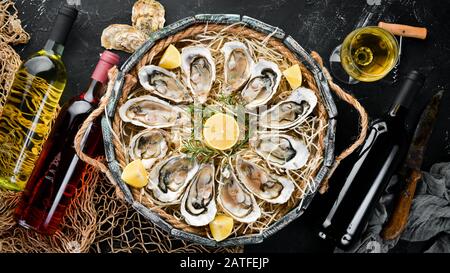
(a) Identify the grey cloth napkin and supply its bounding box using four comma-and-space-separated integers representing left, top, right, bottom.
336, 162, 450, 253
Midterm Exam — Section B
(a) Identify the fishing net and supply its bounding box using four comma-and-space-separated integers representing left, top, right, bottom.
0, 1, 241, 253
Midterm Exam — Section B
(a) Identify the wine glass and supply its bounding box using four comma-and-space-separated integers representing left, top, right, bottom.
329, 26, 400, 84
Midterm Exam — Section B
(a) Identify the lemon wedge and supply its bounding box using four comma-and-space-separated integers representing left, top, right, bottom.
203, 113, 240, 151
121, 159, 149, 188
210, 215, 234, 242
158, 44, 181, 69
283, 64, 303, 89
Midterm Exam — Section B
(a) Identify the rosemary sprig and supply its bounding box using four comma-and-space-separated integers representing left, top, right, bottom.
181, 139, 220, 163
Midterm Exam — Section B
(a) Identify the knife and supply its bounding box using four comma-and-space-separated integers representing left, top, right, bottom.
381, 90, 444, 240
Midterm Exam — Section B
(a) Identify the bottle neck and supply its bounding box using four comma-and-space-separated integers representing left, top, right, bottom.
43, 40, 65, 57
82, 79, 104, 105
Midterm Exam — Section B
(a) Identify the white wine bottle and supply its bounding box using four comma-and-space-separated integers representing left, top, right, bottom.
0, 5, 78, 191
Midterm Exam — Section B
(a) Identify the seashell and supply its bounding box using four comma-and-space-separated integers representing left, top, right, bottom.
138, 65, 192, 103
132, 0, 166, 36
241, 60, 281, 110
101, 24, 146, 53
119, 95, 190, 129
180, 164, 217, 226
181, 46, 216, 104
250, 133, 309, 170
235, 156, 294, 204
259, 87, 318, 129
147, 154, 199, 204
129, 129, 170, 170
217, 163, 261, 223
221, 41, 254, 95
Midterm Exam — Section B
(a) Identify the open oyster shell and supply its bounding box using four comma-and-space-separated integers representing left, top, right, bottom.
129, 129, 170, 170
180, 164, 217, 226
221, 41, 254, 95
217, 163, 261, 223
101, 24, 146, 53
138, 65, 192, 103
250, 133, 310, 170
235, 156, 294, 204
132, 0, 166, 36
148, 154, 199, 204
119, 95, 189, 129
259, 87, 318, 129
241, 59, 281, 110
181, 46, 216, 104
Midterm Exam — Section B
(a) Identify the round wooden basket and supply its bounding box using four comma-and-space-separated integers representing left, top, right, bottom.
79, 14, 368, 247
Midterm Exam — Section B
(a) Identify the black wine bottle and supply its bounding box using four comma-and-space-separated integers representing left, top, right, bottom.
318, 70, 425, 249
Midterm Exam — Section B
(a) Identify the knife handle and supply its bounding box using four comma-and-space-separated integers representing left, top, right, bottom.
381, 169, 422, 240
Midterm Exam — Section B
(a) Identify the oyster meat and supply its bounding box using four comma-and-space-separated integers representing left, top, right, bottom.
217, 164, 261, 223
138, 65, 192, 103
250, 133, 309, 170
119, 95, 189, 129
132, 0, 166, 36
259, 87, 318, 129
241, 60, 281, 109
180, 164, 217, 226
101, 24, 146, 53
181, 46, 216, 104
129, 129, 169, 170
235, 156, 294, 204
221, 41, 254, 95
148, 154, 199, 203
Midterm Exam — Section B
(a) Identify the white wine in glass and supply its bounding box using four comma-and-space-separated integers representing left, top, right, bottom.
340, 26, 399, 82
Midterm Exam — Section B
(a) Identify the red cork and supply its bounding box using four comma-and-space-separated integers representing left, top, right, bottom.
91, 50, 120, 84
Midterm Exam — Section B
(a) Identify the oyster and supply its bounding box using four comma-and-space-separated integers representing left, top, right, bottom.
241, 60, 281, 109
180, 164, 217, 226
217, 164, 261, 223
221, 41, 254, 95
148, 154, 199, 203
119, 95, 189, 129
250, 133, 309, 170
129, 129, 169, 170
259, 87, 318, 129
181, 46, 216, 104
138, 65, 192, 103
235, 156, 294, 204
132, 0, 166, 36
101, 24, 146, 53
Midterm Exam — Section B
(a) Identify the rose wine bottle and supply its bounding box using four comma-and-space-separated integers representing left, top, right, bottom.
318, 71, 425, 249
0, 5, 78, 191
15, 51, 120, 235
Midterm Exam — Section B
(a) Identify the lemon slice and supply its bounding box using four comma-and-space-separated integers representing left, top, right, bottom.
158, 44, 181, 69
203, 113, 240, 151
210, 215, 234, 242
121, 159, 149, 188
283, 64, 303, 89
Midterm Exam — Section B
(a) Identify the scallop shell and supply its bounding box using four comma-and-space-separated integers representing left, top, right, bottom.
101, 24, 146, 53
132, 0, 166, 36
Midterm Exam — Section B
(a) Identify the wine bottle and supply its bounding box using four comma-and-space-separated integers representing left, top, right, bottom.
0, 5, 78, 191
318, 71, 425, 249
15, 51, 120, 235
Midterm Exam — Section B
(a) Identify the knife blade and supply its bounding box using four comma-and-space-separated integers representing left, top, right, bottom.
382, 90, 444, 240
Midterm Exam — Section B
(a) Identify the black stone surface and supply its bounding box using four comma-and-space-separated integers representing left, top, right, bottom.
13, 0, 450, 253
